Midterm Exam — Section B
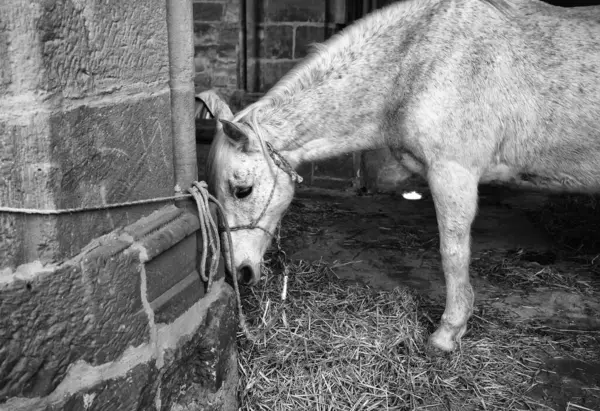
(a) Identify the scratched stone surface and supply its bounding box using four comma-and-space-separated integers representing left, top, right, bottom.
0, 0, 174, 268
0, 278, 238, 411
0, 0, 169, 99
0, 244, 149, 401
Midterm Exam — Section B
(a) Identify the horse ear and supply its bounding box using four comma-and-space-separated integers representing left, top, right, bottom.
220, 119, 249, 147
195, 90, 234, 122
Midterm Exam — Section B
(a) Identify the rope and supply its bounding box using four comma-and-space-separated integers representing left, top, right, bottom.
189, 181, 257, 342
0, 194, 193, 215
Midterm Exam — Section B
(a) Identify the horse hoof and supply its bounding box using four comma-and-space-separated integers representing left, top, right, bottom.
428, 323, 466, 353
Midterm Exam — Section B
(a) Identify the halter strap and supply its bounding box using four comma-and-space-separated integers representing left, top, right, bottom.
228, 143, 300, 237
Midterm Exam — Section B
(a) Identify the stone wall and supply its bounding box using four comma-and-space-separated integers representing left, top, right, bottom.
193, 0, 241, 97
1, 1, 237, 409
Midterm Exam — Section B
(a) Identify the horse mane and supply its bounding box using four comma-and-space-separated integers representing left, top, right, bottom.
206, 0, 514, 192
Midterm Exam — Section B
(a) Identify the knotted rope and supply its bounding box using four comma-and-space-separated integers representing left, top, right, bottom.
0, 180, 260, 341
189, 181, 257, 341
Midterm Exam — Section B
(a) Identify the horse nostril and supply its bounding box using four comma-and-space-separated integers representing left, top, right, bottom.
238, 265, 255, 285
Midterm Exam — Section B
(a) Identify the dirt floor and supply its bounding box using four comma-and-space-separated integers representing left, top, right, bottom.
275, 180, 600, 410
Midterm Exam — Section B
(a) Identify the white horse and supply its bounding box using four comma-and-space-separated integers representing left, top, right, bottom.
205, 0, 600, 352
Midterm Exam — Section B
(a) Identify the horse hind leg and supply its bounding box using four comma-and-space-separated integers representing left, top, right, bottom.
427, 161, 478, 352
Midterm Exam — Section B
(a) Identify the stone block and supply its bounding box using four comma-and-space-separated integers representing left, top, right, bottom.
264, 0, 325, 22
47, 94, 174, 209
194, 21, 238, 48
1, 275, 237, 411
193, 2, 225, 22
0, 91, 174, 267
59, 362, 158, 411
0, 248, 149, 401
159, 286, 238, 407
194, 22, 220, 45
223, 0, 241, 22
261, 25, 294, 59
144, 235, 197, 303
194, 41, 239, 91
164, 344, 238, 411
154, 273, 205, 324
0, 213, 21, 274
0, 19, 9, 96
295, 26, 325, 58
0, 0, 169, 98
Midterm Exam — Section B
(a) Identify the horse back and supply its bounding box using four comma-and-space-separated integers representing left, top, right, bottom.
394, 0, 600, 193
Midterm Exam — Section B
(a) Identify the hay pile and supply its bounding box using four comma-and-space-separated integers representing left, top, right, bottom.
471, 248, 599, 296
237, 258, 553, 411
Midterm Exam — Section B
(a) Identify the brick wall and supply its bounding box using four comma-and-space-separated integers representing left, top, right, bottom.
1, 1, 237, 409
246, 0, 332, 92
193, 0, 241, 97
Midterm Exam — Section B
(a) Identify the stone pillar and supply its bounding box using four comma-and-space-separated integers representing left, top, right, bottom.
0, 1, 238, 409
0, 0, 174, 269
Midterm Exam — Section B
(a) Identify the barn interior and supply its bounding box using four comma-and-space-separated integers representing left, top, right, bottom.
0, 0, 599, 410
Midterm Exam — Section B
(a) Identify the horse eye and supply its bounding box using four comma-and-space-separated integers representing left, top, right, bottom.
234, 186, 253, 199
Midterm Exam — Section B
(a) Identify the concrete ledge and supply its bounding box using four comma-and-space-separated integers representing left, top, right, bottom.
0, 205, 225, 403
0, 279, 236, 411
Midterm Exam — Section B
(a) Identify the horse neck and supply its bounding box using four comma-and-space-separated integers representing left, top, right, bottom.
253, 1, 440, 168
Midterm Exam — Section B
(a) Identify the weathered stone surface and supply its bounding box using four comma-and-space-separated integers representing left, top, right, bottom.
46, 94, 174, 209
0, 17, 10, 96
194, 22, 220, 45
193, 2, 224, 22
0, 0, 173, 269
192, 0, 239, 96
154, 273, 205, 325
159, 285, 238, 409
295, 25, 325, 58
0, 0, 169, 98
1, 279, 238, 411
223, 0, 240, 23
261, 25, 293, 59
0, 203, 231, 404
0, 92, 174, 267
145, 235, 197, 302
263, 0, 325, 22
0, 248, 149, 401
129, 209, 199, 263
194, 43, 238, 91
164, 344, 238, 411
59, 362, 158, 411
0, 213, 22, 274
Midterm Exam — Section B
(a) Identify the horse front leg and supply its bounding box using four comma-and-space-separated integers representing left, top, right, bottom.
427, 161, 479, 352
